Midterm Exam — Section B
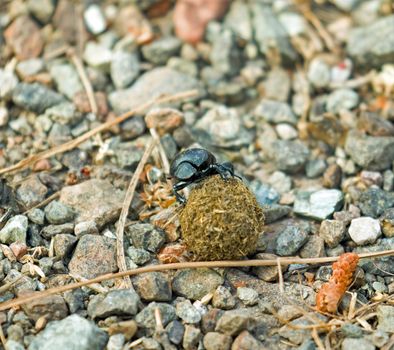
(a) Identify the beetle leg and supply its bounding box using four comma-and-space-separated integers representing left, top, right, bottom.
212, 163, 242, 180
173, 181, 190, 204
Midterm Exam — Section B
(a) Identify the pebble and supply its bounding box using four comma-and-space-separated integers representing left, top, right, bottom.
68, 234, 117, 279
345, 131, 394, 171
294, 189, 344, 221
0, 106, 8, 126
4, 15, 43, 60
348, 217, 381, 245
27, 208, 45, 225
74, 220, 99, 237
0, 215, 28, 244
215, 309, 254, 336
109, 67, 203, 114
261, 204, 291, 224
203, 332, 232, 350
53, 234, 78, 259
319, 219, 347, 248
212, 286, 236, 310
271, 140, 310, 174
372, 281, 387, 293
133, 272, 172, 302
166, 320, 185, 345
176, 299, 201, 324
135, 302, 176, 330
383, 170, 394, 192
341, 323, 363, 338
127, 247, 151, 265
275, 226, 309, 256
110, 51, 140, 89
107, 334, 125, 350
44, 201, 74, 225
323, 164, 342, 189
87, 289, 140, 319
253, 253, 288, 282
60, 179, 125, 229
326, 88, 359, 113
183, 325, 202, 350
172, 268, 224, 300
275, 123, 298, 140
260, 67, 291, 102
126, 223, 165, 253
28, 314, 108, 350
0, 69, 18, 100
249, 181, 280, 206
50, 64, 83, 100
370, 330, 389, 348
21, 293, 68, 322
107, 320, 137, 340
299, 235, 326, 258
341, 338, 375, 350
142, 36, 182, 65
347, 15, 394, 67
5, 340, 24, 350
84, 4, 107, 35
307, 58, 331, 88
12, 83, 65, 114
306, 159, 327, 178
224, 1, 252, 41
268, 171, 292, 194
357, 188, 394, 218
237, 287, 259, 306
16, 58, 44, 79
254, 99, 297, 125
232, 331, 263, 350
277, 305, 303, 322
40, 223, 74, 239
381, 208, 394, 238
27, 0, 55, 23
377, 305, 394, 333
83, 42, 113, 71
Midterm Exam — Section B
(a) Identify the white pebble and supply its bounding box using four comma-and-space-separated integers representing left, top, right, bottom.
84, 4, 107, 35
348, 217, 381, 245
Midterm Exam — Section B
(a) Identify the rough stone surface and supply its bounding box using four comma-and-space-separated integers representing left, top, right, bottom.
203, 332, 232, 350
348, 217, 381, 245
176, 299, 201, 324
21, 293, 68, 322
271, 140, 310, 174
126, 223, 165, 253
0, 215, 28, 244
341, 338, 375, 350
16, 175, 48, 209
212, 286, 236, 310
68, 234, 117, 279
133, 272, 172, 301
215, 309, 254, 336
53, 234, 78, 258
44, 201, 75, 225
377, 305, 394, 333
275, 226, 309, 256
254, 99, 297, 125
135, 302, 176, 330
28, 314, 108, 350
319, 219, 347, 248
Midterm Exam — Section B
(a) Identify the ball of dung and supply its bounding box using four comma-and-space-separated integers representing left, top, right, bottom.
179, 175, 264, 261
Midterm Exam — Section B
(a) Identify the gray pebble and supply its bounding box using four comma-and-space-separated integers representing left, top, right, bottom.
45, 200, 75, 225
126, 223, 165, 253
0, 215, 28, 244
275, 226, 309, 256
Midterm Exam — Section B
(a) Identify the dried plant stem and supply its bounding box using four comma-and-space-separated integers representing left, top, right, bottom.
116, 138, 157, 288
149, 128, 170, 175
68, 49, 98, 115
277, 257, 284, 293
312, 327, 325, 350
0, 89, 198, 176
1, 249, 393, 312
0, 324, 6, 350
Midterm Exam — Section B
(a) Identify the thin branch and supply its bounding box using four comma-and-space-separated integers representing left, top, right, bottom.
116, 138, 157, 288
0, 324, 6, 350
149, 128, 170, 175
277, 257, 284, 293
0, 249, 393, 312
0, 90, 198, 176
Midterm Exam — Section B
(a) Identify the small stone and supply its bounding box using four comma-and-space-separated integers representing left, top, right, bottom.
232, 330, 263, 350
261, 204, 291, 224
305, 159, 326, 178
68, 234, 117, 279
87, 289, 140, 319
21, 293, 68, 322
250, 181, 280, 206
271, 140, 310, 174
127, 247, 151, 265
377, 305, 394, 332
203, 332, 232, 350
27, 0, 55, 23
254, 99, 297, 125
358, 111, 394, 137
341, 323, 363, 338
348, 217, 381, 245
237, 287, 259, 306
260, 67, 291, 102
323, 164, 342, 189
84, 4, 106, 35
326, 88, 359, 113
0, 106, 8, 126
53, 234, 77, 258
294, 189, 344, 221
253, 253, 288, 282
212, 286, 236, 310
126, 223, 165, 253
133, 272, 172, 302
83, 42, 112, 71
275, 226, 309, 256
0, 69, 18, 100
135, 302, 176, 330
182, 325, 202, 350
341, 338, 375, 350
299, 235, 325, 258
142, 36, 182, 65
224, 1, 252, 41
334, 205, 361, 225
383, 170, 394, 192
326, 245, 345, 257
370, 330, 389, 348
176, 299, 201, 324
360, 170, 383, 187
145, 108, 184, 136
172, 268, 224, 300
268, 171, 292, 194
0, 215, 28, 244
63, 289, 84, 314
108, 320, 138, 340
215, 309, 254, 336
319, 219, 347, 248
28, 314, 108, 350
4, 16, 43, 60
16, 58, 45, 79
380, 208, 394, 238
74, 221, 99, 237
16, 176, 48, 209
5, 340, 24, 350
49, 64, 83, 100
110, 51, 140, 89
358, 188, 394, 218
44, 201, 74, 225
345, 130, 394, 171
107, 334, 125, 350
307, 58, 331, 88
275, 123, 298, 140
372, 281, 387, 293
41, 223, 74, 239
27, 208, 45, 225
166, 320, 184, 345
277, 305, 303, 322
12, 83, 65, 114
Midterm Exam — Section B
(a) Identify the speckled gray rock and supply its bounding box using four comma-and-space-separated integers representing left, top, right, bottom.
133, 272, 172, 302
236, 287, 259, 306
28, 314, 108, 350
172, 269, 224, 300
306, 159, 327, 178
347, 15, 394, 68
135, 302, 176, 330
53, 234, 78, 258
127, 247, 151, 265
326, 88, 359, 113
345, 130, 394, 171
74, 221, 99, 237
261, 204, 291, 224
319, 219, 347, 248
142, 36, 182, 65
12, 83, 65, 114
0, 215, 28, 244
27, 0, 55, 23
110, 51, 140, 89
44, 201, 75, 224
307, 58, 330, 88
45, 102, 80, 126
40, 223, 74, 239
376, 305, 394, 332
0, 69, 18, 99
87, 289, 140, 319
348, 217, 381, 245
176, 299, 201, 324
341, 338, 375, 350
203, 332, 232, 350
254, 99, 297, 125
183, 325, 202, 350
49, 64, 83, 99
109, 67, 204, 114
126, 223, 165, 253
357, 188, 394, 218
27, 208, 45, 225
253, 253, 287, 282
275, 226, 309, 256
224, 0, 252, 41
212, 286, 236, 310
271, 140, 310, 174
83, 42, 112, 70
215, 309, 255, 336
16, 175, 48, 208
68, 234, 117, 279
294, 189, 344, 221
249, 181, 280, 206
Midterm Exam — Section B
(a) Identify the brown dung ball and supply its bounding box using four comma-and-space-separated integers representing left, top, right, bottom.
179, 175, 264, 261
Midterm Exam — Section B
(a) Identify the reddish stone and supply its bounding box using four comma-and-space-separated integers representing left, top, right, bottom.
73, 91, 109, 118
145, 108, 184, 135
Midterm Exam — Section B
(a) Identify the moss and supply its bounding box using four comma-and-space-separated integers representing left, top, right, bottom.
179, 175, 264, 261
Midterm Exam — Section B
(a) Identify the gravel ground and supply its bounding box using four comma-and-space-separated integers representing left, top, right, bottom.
0, 0, 394, 349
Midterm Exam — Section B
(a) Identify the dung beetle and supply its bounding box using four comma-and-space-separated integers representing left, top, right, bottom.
170, 148, 241, 203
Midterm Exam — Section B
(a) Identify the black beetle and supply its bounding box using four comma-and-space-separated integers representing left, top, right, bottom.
170, 148, 241, 203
